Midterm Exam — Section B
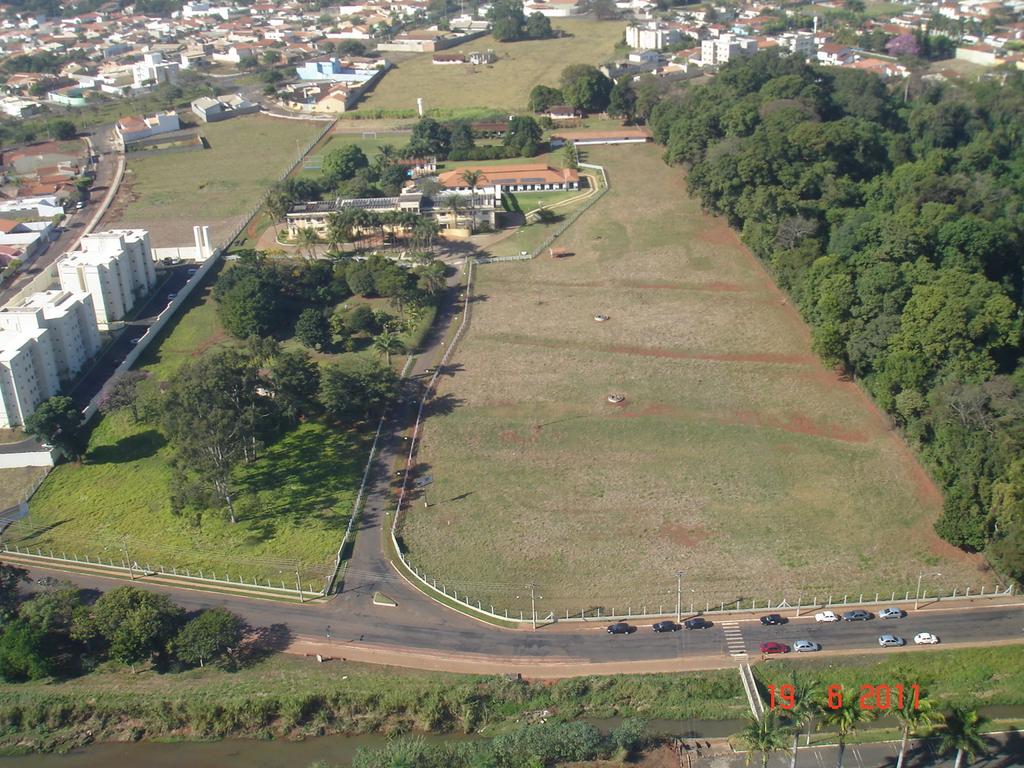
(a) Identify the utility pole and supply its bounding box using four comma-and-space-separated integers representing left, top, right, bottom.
675, 571, 684, 622
528, 583, 538, 630
296, 569, 304, 603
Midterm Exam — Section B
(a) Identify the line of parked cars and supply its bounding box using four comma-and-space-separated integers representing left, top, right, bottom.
605, 607, 941, 654
606, 617, 714, 634
755, 608, 940, 653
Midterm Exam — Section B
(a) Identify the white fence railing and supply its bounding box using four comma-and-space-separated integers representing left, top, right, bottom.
1, 543, 324, 601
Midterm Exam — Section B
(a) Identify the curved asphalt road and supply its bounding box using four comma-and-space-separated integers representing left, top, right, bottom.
9, 257, 1024, 674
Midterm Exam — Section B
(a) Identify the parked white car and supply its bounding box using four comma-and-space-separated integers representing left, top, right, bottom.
914, 632, 939, 645
814, 611, 839, 623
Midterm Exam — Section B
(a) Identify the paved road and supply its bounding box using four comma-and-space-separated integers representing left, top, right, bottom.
0, 124, 119, 307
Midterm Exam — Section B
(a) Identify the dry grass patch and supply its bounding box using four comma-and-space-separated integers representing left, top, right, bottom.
400, 144, 983, 615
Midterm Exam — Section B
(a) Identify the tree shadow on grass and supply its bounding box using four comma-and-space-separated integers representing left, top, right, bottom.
232, 426, 364, 543
421, 393, 463, 418
235, 622, 292, 668
86, 429, 166, 464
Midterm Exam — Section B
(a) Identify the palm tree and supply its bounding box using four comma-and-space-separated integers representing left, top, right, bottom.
459, 169, 483, 233
737, 712, 790, 768
784, 679, 822, 768
894, 692, 940, 768
296, 227, 319, 260
372, 330, 406, 367
444, 194, 465, 230
934, 706, 988, 768
376, 143, 398, 171
819, 693, 876, 768
325, 211, 350, 253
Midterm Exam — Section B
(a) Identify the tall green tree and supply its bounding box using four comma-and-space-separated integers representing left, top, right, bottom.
322, 144, 369, 185
0, 619, 54, 682
269, 348, 321, 423
24, 395, 85, 462
173, 608, 245, 668
295, 308, 330, 350
529, 84, 563, 113
525, 11, 552, 38
74, 587, 183, 673
608, 76, 637, 121
559, 65, 613, 113
504, 115, 543, 156
162, 350, 267, 523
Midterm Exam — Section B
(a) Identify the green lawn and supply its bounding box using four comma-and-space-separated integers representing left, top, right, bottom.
106, 114, 324, 246
17, 413, 365, 585
362, 19, 624, 114
400, 144, 982, 615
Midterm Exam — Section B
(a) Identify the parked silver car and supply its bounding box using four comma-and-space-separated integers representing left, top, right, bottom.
878, 634, 905, 647
879, 607, 904, 619
793, 639, 820, 653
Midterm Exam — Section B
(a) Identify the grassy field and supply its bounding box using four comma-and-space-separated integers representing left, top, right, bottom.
362, 19, 624, 114
14, 267, 369, 585
400, 144, 983, 614
103, 114, 324, 246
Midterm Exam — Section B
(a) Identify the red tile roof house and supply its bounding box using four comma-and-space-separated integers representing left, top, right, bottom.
436, 163, 580, 200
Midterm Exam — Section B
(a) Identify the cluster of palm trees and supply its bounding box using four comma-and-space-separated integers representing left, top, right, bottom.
739, 679, 989, 768
294, 209, 443, 259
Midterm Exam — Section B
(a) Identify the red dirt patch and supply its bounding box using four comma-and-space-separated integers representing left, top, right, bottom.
732, 410, 870, 444
659, 522, 710, 548
697, 214, 740, 247
612, 402, 870, 444
607, 343, 817, 366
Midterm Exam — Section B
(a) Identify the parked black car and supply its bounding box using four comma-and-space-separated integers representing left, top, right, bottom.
842, 610, 873, 621
684, 618, 713, 630
652, 620, 681, 633
607, 622, 634, 635
760, 613, 786, 626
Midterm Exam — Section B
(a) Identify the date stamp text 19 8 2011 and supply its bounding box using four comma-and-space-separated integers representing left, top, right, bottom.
767, 684, 921, 711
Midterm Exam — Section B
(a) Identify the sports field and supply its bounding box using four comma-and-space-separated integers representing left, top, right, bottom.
400, 144, 983, 614
361, 19, 623, 114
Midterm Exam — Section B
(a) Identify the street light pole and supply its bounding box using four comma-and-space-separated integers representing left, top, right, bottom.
915, 571, 941, 609
676, 571, 684, 622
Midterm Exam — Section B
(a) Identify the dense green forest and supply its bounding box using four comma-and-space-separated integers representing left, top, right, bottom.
649, 54, 1024, 580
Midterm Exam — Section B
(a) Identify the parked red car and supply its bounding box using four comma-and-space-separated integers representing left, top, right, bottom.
759, 641, 790, 655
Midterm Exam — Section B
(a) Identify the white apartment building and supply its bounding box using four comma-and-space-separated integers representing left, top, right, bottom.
700, 33, 757, 66
778, 31, 816, 57
57, 230, 157, 330
132, 51, 180, 88
0, 290, 101, 384
626, 22, 681, 50
0, 326, 59, 428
